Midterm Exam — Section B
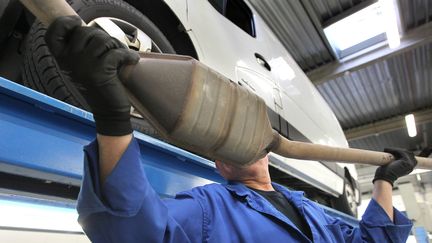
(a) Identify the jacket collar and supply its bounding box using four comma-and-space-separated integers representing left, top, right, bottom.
224, 180, 311, 242
224, 180, 305, 203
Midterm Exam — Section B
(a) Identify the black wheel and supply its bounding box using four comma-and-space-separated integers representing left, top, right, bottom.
22, 0, 175, 137
331, 178, 358, 217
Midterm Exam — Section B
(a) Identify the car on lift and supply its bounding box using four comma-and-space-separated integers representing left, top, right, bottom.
0, 0, 360, 216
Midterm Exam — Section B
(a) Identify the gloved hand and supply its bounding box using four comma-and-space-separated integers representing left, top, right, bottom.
373, 148, 417, 186
45, 16, 140, 136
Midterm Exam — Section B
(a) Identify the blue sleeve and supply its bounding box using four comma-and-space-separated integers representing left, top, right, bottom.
76, 137, 203, 243
325, 199, 413, 243
358, 198, 413, 242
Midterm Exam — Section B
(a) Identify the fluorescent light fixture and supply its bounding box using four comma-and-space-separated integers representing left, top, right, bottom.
379, 0, 400, 48
0, 198, 82, 232
404, 114, 417, 137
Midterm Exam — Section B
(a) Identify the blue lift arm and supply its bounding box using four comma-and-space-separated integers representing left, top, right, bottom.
0, 76, 358, 226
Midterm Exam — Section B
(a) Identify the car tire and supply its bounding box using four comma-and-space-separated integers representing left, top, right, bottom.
22, 0, 175, 138
331, 177, 358, 217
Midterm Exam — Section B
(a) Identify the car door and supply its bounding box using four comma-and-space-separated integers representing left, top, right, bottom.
185, 0, 281, 113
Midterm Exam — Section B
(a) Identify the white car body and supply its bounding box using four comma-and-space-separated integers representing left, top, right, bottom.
162, 0, 358, 198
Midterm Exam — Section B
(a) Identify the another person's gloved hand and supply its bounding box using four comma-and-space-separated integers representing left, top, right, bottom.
373, 148, 417, 186
45, 16, 140, 136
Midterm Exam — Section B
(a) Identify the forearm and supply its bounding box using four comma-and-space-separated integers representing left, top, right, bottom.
372, 180, 393, 221
97, 133, 133, 183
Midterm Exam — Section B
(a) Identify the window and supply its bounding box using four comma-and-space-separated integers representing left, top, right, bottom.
209, 0, 256, 37
324, 1, 400, 59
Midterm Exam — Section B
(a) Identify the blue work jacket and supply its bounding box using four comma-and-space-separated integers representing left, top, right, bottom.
77, 138, 413, 243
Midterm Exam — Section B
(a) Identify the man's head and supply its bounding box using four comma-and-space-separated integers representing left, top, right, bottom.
215, 155, 272, 188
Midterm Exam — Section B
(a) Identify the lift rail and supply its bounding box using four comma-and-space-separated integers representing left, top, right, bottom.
0, 76, 359, 229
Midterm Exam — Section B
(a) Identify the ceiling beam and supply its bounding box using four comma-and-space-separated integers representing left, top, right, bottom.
307, 21, 432, 85
345, 108, 432, 141
299, 0, 338, 60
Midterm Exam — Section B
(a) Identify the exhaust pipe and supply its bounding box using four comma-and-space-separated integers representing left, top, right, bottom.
19, 0, 432, 169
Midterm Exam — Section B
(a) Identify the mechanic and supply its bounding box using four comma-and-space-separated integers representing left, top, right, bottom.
46, 16, 415, 243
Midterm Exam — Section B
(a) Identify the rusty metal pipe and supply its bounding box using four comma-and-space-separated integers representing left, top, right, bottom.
273, 136, 432, 169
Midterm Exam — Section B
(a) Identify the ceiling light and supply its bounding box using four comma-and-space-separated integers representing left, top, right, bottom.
404, 114, 417, 137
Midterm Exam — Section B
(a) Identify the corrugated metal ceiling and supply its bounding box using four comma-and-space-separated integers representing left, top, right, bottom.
349, 122, 431, 151
250, 0, 432, 71
316, 42, 432, 129
398, 0, 432, 32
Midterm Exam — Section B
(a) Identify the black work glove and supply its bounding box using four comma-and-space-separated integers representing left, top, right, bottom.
373, 148, 417, 186
45, 16, 140, 136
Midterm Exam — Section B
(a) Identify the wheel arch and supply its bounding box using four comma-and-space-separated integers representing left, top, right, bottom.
344, 167, 361, 204
124, 0, 198, 59
344, 167, 355, 187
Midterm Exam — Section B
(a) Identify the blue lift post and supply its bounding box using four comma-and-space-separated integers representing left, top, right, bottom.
0, 76, 359, 227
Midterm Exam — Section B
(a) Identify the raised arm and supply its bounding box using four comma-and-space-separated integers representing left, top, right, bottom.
44, 15, 138, 182
372, 180, 394, 220
44, 16, 204, 243
372, 148, 417, 221
322, 148, 416, 242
